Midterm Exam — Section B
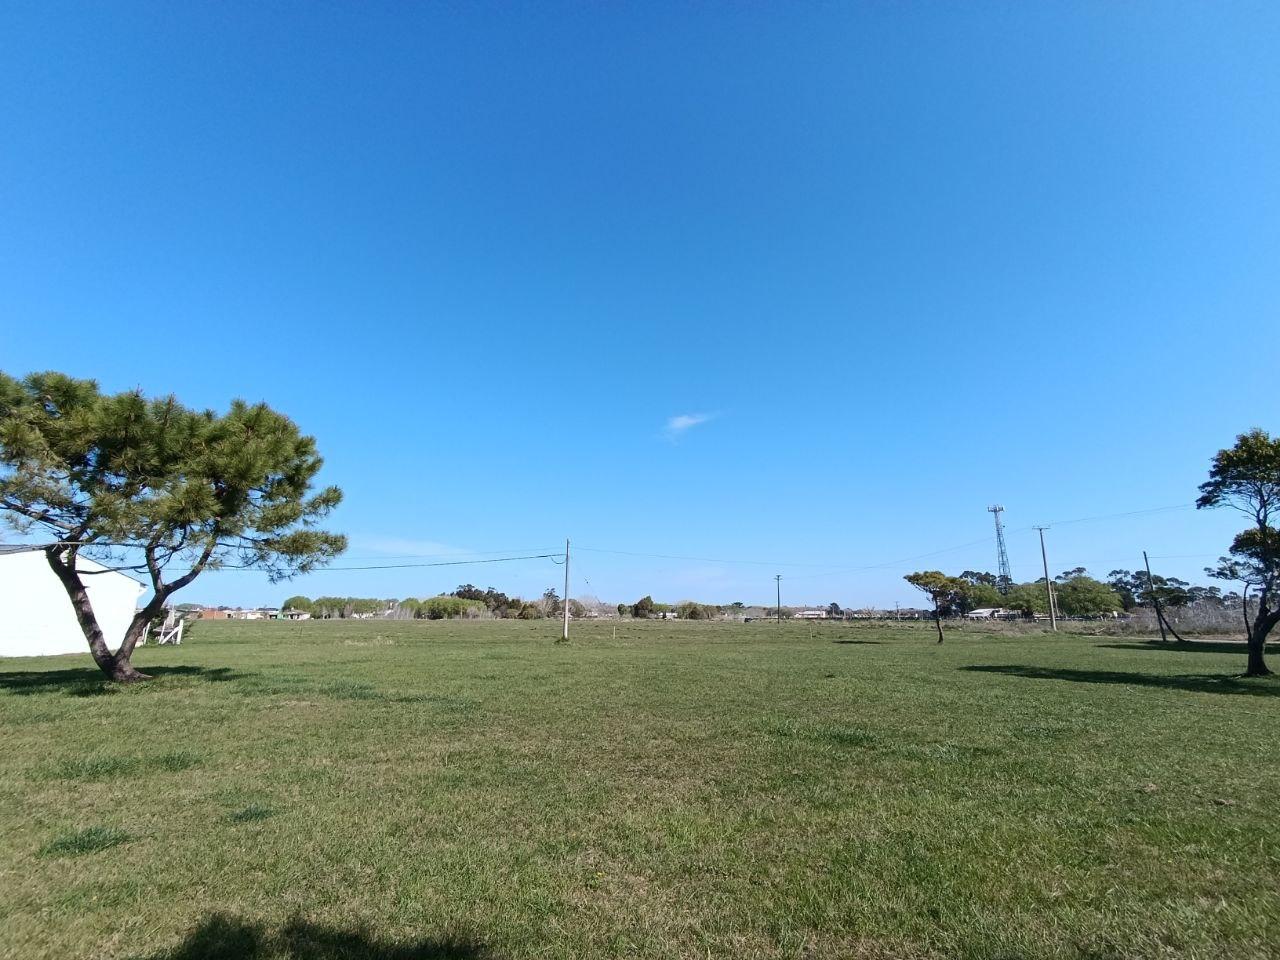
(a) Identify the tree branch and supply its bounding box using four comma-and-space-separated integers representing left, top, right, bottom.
158, 536, 220, 597
144, 541, 165, 595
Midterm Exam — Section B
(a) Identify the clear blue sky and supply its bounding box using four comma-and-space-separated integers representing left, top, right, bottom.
2, 2, 1276, 608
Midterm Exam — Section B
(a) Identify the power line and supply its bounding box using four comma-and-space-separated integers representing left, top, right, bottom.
575, 545, 830, 568
581, 535, 999, 579
1011, 503, 1194, 532
784, 536, 999, 581
5, 500, 1206, 595
328, 546, 562, 562
578, 504, 1198, 583
314, 553, 563, 572
574, 554, 598, 597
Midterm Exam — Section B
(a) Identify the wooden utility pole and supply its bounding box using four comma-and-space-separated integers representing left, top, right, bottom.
1144, 550, 1168, 642
1034, 526, 1057, 632
775, 574, 782, 624
560, 538, 570, 643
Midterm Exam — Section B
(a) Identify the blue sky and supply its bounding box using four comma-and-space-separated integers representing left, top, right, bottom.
1, 2, 1276, 608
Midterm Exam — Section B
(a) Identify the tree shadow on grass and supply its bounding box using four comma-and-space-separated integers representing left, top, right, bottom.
961, 664, 1280, 697
0, 665, 242, 696
1094, 640, 1270, 656
141, 914, 493, 960
833, 639, 884, 645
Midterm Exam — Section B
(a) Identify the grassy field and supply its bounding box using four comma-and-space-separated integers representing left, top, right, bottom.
2, 619, 1278, 960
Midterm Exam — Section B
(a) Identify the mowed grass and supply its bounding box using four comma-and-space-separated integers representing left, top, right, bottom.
1, 619, 1278, 960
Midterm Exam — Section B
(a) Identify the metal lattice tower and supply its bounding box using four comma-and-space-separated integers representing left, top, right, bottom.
988, 505, 1012, 594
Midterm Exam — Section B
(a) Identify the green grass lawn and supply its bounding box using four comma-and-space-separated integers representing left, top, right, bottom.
2, 619, 1278, 960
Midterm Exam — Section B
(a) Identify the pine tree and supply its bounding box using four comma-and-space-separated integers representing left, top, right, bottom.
0, 371, 345, 681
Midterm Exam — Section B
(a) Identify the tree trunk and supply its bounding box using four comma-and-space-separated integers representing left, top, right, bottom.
45, 548, 152, 682
1241, 587, 1252, 645
1245, 609, 1277, 678
1245, 638, 1270, 677
115, 604, 163, 675
934, 603, 944, 644
105, 656, 151, 683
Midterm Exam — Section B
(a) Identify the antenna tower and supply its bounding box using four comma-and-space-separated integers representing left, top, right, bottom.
988, 504, 1012, 593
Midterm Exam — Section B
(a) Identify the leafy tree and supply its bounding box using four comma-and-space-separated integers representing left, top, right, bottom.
676, 601, 717, 620
826, 602, 843, 619
1187, 585, 1224, 606
631, 595, 656, 619
420, 596, 483, 619
1106, 570, 1144, 611
0, 372, 344, 681
1197, 429, 1280, 676
616, 603, 629, 617
905, 573, 1000, 619
313, 596, 354, 619
349, 598, 384, 617
676, 601, 702, 620
904, 571, 963, 643
1163, 578, 1193, 609
956, 581, 1004, 612
281, 595, 313, 613
451, 584, 518, 617
1003, 582, 1049, 617
1107, 568, 1192, 615
1052, 574, 1123, 617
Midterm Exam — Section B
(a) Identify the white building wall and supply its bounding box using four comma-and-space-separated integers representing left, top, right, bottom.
0, 551, 146, 658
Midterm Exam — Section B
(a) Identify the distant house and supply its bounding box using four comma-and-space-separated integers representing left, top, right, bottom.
794, 609, 828, 619
199, 608, 232, 620
0, 546, 145, 658
280, 608, 310, 620
965, 607, 1016, 620
226, 607, 280, 620
883, 608, 930, 620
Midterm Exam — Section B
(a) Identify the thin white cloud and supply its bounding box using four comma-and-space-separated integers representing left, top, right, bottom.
663, 412, 716, 440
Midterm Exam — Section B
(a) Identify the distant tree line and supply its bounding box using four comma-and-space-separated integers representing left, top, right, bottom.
281, 586, 585, 621
907, 567, 1250, 621
618, 597, 748, 620
904, 569, 1126, 627
1102, 570, 1242, 612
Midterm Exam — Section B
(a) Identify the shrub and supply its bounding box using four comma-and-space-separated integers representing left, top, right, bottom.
419, 596, 484, 620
